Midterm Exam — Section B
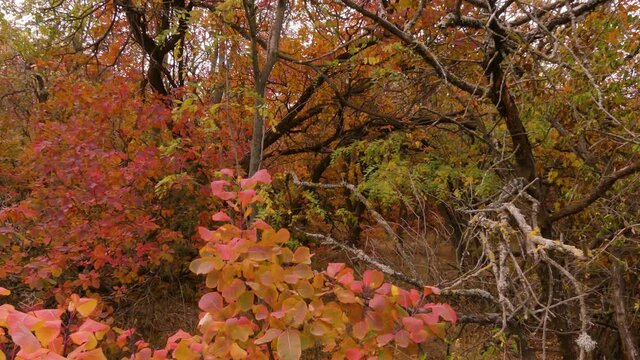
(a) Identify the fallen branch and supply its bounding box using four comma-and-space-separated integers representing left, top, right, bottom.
304, 232, 497, 303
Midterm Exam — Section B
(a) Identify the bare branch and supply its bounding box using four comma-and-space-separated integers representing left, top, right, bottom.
549, 160, 640, 223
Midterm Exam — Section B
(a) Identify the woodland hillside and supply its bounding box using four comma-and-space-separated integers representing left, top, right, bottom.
0, 0, 639, 359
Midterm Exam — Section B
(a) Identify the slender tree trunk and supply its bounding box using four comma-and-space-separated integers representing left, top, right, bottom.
611, 260, 640, 360
248, 89, 266, 175
244, 0, 287, 176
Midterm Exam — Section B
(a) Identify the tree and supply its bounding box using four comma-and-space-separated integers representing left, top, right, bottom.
1, 0, 639, 358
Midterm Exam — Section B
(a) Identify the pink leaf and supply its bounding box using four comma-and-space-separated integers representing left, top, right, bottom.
409, 329, 429, 343
211, 211, 231, 222
166, 330, 192, 349
31, 309, 63, 321
394, 330, 410, 348
376, 333, 394, 346
240, 169, 272, 189
79, 318, 109, 333
424, 303, 457, 325
210, 180, 229, 195
345, 348, 363, 360
198, 292, 224, 312
349, 280, 363, 294
401, 316, 424, 332
220, 168, 234, 177
198, 226, 215, 241
8, 321, 41, 354
326, 263, 345, 278
368, 294, 386, 311
210, 180, 236, 200
375, 283, 392, 295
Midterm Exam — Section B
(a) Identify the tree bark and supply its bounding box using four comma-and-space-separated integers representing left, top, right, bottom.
611, 260, 640, 360
245, 0, 287, 176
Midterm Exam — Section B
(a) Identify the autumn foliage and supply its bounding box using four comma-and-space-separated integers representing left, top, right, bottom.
2, 0, 640, 358
1, 171, 455, 359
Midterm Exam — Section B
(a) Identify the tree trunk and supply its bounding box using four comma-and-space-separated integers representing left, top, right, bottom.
611, 260, 640, 360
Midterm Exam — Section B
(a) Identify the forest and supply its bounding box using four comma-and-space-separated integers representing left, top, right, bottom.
0, 0, 638, 358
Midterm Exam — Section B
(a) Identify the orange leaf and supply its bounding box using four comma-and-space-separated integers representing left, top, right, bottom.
229, 342, 247, 359
292, 247, 311, 264
362, 270, 384, 289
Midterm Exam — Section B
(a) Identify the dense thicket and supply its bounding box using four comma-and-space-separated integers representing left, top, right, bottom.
0, 0, 639, 358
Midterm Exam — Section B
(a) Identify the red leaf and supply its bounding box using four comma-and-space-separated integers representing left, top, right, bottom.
345, 348, 363, 360
396, 288, 411, 307
408, 289, 421, 306
238, 189, 256, 207
409, 329, 429, 343
349, 280, 363, 294
401, 316, 424, 332
362, 270, 384, 289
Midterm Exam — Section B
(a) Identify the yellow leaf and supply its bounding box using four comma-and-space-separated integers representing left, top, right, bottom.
229, 342, 248, 359
0, 287, 10, 296
76, 298, 98, 317
174, 339, 199, 360
32, 320, 61, 346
